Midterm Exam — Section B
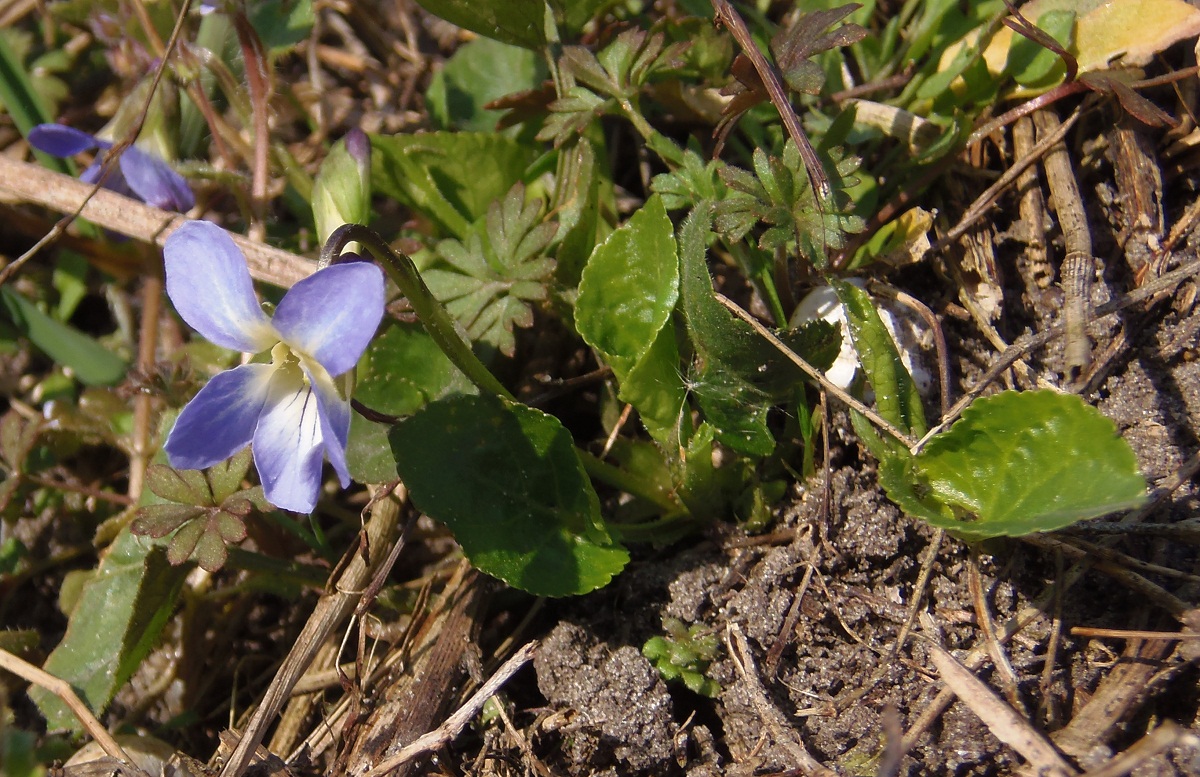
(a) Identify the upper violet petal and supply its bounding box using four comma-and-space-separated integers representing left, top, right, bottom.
272, 261, 385, 376
164, 363, 273, 470
27, 124, 104, 157
165, 221, 277, 353
120, 146, 195, 211
305, 364, 351, 487
253, 369, 325, 512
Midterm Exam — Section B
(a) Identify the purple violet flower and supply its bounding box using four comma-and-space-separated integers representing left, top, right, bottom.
163, 221, 385, 512
28, 123, 194, 212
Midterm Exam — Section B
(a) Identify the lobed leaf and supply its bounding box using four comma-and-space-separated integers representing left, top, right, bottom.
145, 464, 213, 506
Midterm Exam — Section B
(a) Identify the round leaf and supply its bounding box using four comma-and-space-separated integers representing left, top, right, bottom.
390, 395, 628, 596
913, 390, 1146, 540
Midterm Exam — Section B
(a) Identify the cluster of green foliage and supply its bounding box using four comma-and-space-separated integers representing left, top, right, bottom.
0, 0, 1159, 745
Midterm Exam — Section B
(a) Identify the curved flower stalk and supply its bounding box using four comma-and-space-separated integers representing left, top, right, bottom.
163, 220, 385, 512
28, 123, 194, 212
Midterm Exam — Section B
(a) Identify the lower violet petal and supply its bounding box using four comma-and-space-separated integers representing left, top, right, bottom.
305, 364, 352, 487
120, 146, 195, 212
253, 368, 326, 512
80, 157, 136, 200
165, 363, 273, 470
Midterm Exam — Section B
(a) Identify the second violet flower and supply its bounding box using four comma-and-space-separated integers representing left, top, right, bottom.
163, 220, 384, 512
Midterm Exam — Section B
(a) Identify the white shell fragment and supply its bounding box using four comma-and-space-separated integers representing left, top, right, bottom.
791, 281, 933, 395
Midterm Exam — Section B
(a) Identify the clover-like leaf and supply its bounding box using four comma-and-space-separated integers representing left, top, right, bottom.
423, 183, 557, 359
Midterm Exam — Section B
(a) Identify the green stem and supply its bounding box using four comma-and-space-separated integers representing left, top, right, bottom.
577, 449, 685, 515
621, 97, 685, 167
323, 224, 514, 401
607, 512, 699, 543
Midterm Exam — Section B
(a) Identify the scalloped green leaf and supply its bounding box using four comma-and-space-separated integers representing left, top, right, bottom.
577, 195, 678, 375
390, 395, 628, 596
576, 196, 686, 441
890, 390, 1147, 541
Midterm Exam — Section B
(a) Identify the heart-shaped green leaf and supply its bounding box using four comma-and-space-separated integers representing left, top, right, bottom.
390, 395, 628, 596
882, 390, 1147, 541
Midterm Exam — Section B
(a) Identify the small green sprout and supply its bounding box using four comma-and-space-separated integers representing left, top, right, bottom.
642, 618, 721, 697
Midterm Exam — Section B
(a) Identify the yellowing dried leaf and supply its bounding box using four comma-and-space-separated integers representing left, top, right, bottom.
938, 0, 1200, 96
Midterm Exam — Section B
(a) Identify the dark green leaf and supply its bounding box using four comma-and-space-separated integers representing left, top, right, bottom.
371, 132, 538, 239
680, 205, 838, 396
390, 394, 628, 596
33, 528, 188, 730
413, 0, 546, 49
0, 288, 127, 386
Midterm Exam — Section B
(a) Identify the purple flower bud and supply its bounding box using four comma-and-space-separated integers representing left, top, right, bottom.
28, 123, 194, 212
